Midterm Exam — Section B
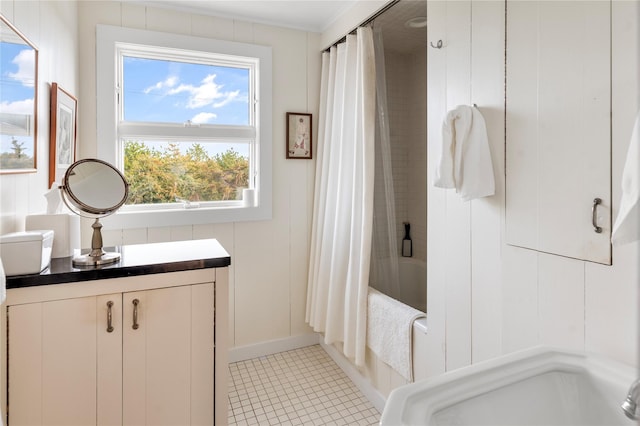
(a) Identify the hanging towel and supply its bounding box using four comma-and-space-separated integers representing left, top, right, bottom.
367, 288, 426, 382
612, 110, 640, 245
434, 105, 495, 201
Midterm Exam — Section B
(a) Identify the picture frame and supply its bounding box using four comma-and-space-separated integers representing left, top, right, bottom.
0, 15, 39, 174
286, 112, 312, 159
49, 82, 77, 188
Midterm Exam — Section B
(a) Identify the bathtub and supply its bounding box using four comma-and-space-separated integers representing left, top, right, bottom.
380, 346, 636, 425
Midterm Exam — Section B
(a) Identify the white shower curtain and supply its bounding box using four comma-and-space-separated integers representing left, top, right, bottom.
306, 27, 376, 367
369, 26, 401, 301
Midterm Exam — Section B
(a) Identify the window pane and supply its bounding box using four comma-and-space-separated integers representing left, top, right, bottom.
123, 139, 250, 204
123, 56, 250, 125
0, 42, 36, 168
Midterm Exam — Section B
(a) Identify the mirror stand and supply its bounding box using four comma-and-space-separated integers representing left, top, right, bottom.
72, 218, 120, 267
59, 158, 129, 269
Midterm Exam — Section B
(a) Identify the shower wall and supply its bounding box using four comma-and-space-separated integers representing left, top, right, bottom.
383, 48, 427, 262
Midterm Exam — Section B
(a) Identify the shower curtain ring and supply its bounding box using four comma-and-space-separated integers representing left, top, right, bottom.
430, 40, 443, 49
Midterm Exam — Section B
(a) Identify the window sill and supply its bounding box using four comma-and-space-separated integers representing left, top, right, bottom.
101, 202, 271, 230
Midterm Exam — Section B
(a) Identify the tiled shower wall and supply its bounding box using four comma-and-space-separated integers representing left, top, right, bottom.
407, 49, 427, 263
384, 49, 427, 264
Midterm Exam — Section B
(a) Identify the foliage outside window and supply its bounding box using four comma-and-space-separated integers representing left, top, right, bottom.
123, 141, 249, 205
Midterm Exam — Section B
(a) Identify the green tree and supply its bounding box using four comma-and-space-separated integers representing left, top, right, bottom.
11, 138, 26, 158
123, 140, 249, 204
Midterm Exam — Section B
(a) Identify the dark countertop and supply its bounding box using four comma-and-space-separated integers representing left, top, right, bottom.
6, 239, 231, 289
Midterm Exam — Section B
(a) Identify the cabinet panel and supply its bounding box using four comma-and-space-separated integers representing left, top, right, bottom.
122, 292, 146, 426
191, 283, 215, 425
123, 284, 213, 426
506, 1, 611, 264
97, 294, 123, 426
8, 303, 43, 426
9, 297, 98, 426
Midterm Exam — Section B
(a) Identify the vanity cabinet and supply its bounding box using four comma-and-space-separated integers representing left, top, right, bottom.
2, 239, 230, 426
505, 1, 612, 264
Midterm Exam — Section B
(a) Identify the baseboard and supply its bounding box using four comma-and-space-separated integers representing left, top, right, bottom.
228, 333, 320, 363
319, 340, 387, 413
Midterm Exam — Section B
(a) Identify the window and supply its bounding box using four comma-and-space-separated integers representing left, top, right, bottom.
97, 25, 272, 228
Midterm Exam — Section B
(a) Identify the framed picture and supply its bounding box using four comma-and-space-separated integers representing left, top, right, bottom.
286, 112, 312, 159
0, 15, 39, 174
49, 83, 77, 187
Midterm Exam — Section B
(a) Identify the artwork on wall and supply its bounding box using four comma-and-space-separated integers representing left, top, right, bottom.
49, 83, 77, 187
0, 15, 39, 174
286, 112, 312, 159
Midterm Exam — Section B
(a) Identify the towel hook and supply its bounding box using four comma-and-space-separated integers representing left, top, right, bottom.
430, 40, 443, 49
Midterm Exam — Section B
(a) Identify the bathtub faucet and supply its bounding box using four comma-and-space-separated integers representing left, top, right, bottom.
621, 378, 640, 420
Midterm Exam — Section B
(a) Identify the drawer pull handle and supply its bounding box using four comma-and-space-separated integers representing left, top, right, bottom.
592, 198, 603, 233
132, 299, 140, 330
106, 301, 114, 333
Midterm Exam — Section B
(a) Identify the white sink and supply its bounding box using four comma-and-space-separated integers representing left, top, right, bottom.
380, 347, 637, 425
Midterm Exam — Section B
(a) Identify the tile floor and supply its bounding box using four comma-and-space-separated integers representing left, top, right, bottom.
228, 344, 381, 425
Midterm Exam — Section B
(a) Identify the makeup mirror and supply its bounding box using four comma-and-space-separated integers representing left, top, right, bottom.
0, 14, 38, 173
60, 158, 129, 267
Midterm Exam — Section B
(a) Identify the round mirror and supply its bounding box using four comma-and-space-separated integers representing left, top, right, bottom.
60, 158, 129, 267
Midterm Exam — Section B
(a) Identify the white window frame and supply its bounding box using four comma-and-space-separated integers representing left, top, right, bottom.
96, 24, 272, 229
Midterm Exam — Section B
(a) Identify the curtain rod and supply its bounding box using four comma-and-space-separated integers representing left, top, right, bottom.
324, 0, 401, 52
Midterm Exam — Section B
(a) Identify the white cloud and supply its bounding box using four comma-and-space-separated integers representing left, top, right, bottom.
167, 74, 239, 109
191, 112, 217, 124
212, 91, 240, 108
143, 76, 178, 94
7, 49, 35, 87
0, 98, 34, 115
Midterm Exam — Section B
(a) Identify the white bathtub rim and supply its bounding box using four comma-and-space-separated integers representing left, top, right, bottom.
381, 345, 636, 425
397, 256, 426, 266
413, 317, 428, 335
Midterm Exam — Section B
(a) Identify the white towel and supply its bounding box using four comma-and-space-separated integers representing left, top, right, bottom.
367, 288, 425, 382
612, 110, 640, 245
434, 105, 495, 201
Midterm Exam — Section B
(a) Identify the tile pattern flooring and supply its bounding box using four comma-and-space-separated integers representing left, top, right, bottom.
228, 345, 381, 425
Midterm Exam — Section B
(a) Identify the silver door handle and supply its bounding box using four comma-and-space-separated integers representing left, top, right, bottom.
592, 198, 602, 233
132, 298, 140, 330
106, 301, 114, 333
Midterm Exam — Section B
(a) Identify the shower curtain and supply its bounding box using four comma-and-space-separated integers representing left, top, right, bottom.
306, 27, 376, 367
369, 26, 401, 301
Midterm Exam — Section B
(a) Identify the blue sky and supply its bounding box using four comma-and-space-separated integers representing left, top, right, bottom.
122, 56, 251, 159
0, 41, 36, 157
123, 56, 250, 126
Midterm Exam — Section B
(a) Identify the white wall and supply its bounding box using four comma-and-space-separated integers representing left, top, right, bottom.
424, 0, 639, 376
74, 2, 321, 350
320, 0, 388, 50
0, 0, 79, 234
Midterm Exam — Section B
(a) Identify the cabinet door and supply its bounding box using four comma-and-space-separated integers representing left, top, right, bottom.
97, 294, 123, 426
122, 283, 214, 426
506, 1, 611, 264
8, 296, 114, 426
